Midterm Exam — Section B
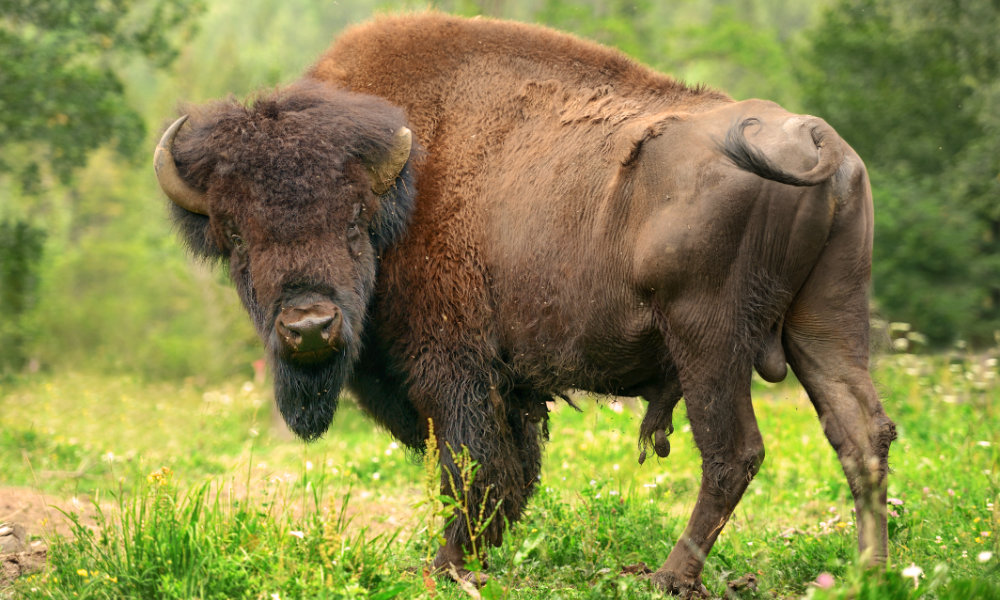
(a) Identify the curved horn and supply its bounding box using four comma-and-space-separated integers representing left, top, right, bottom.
369, 127, 412, 196
154, 115, 210, 215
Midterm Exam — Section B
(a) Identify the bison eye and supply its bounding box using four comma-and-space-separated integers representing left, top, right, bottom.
230, 234, 245, 250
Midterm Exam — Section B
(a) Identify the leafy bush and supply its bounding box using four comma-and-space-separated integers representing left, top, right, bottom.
0, 219, 46, 373
798, 0, 1000, 346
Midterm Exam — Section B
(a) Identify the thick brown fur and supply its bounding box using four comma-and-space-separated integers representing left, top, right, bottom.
307, 13, 895, 589
161, 13, 895, 593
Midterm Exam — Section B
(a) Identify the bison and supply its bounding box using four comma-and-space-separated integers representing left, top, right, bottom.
154, 14, 896, 596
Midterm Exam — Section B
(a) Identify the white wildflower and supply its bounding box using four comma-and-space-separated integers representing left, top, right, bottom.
902, 564, 923, 588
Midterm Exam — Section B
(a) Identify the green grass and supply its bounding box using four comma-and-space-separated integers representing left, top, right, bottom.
1, 350, 998, 599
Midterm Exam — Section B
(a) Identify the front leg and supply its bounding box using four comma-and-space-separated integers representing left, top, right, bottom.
423, 381, 546, 585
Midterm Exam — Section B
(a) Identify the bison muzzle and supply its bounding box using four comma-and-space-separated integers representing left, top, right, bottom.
275, 300, 343, 360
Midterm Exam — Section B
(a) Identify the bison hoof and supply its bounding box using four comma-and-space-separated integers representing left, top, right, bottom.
648, 570, 709, 598
446, 565, 490, 588
431, 547, 489, 588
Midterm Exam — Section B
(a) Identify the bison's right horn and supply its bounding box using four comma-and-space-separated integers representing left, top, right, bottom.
154, 115, 210, 215
369, 127, 412, 196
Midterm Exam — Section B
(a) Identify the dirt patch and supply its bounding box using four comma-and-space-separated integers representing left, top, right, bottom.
0, 487, 102, 540
2, 550, 47, 591
0, 486, 107, 594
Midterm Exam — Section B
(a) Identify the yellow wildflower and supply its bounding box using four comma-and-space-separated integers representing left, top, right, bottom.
147, 466, 174, 486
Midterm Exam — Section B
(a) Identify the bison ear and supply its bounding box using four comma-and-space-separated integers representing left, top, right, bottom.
170, 203, 226, 260
367, 127, 413, 196
366, 126, 418, 253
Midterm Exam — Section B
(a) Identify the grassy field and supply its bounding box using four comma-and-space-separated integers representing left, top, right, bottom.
1, 349, 998, 599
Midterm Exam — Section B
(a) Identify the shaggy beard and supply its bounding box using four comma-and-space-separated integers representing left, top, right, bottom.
271, 353, 354, 441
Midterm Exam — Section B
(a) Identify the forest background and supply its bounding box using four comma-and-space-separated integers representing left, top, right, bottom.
2, 0, 998, 381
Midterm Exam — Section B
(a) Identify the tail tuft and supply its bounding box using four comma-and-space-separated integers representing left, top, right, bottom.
719, 116, 845, 187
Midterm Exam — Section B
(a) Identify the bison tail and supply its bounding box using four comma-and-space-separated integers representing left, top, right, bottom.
719, 115, 846, 187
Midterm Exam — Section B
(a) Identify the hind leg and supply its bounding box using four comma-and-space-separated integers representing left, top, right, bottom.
783, 254, 896, 564
649, 317, 765, 595
651, 376, 763, 595
784, 321, 895, 563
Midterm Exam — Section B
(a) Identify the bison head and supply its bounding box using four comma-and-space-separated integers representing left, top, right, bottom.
154, 80, 416, 440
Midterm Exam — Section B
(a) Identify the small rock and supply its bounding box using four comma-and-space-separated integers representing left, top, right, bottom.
726, 572, 759, 594
0, 523, 27, 554
620, 562, 654, 576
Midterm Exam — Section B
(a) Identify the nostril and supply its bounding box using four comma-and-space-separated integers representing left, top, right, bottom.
286, 316, 334, 349
278, 305, 342, 353
327, 307, 343, 333
276, 317, 299, 344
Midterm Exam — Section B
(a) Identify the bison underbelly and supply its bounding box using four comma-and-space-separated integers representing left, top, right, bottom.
497, 302, 669, 396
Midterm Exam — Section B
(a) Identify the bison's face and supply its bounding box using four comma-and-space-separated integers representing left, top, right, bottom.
153, 82, 416, 440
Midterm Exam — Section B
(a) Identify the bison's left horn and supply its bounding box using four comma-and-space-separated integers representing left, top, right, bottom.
154, 115, 210, 215
369, 127, 412, 196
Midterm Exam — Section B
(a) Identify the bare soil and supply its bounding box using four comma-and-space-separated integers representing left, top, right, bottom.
1, 550, 46, 593
0, 486, 102, 540
0, 486, 104, 592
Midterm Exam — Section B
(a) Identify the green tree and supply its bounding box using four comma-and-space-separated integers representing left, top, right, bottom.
533, 0, 661, 62
798, 0, 1000, 345
0, 0, 204, 189
654, 0, 814, 106
0, 220, 45, 372
0, 0, 204, 375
